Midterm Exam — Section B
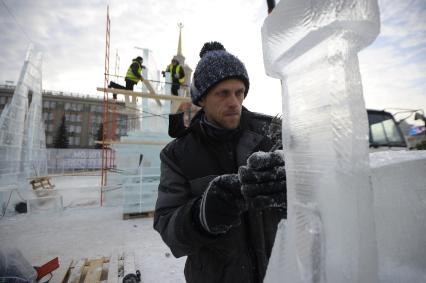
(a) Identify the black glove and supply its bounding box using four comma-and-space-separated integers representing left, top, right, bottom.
238, 150, 286, 210
197, 174, 246, 235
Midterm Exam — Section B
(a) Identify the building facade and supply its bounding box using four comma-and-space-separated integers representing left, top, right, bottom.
0, 85, 128, 148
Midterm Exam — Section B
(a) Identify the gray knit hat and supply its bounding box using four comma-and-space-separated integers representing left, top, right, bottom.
190, 42, 250, 106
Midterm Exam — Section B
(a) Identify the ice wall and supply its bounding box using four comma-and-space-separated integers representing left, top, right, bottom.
0, 45, 47, 186
262, 1, 380, 282
370, 151, 426, 282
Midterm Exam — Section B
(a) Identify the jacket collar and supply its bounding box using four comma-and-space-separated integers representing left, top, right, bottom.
188, 107, 266, 166
235, 129, 264, 167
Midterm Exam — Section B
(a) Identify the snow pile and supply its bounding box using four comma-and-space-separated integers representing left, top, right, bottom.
0, 175, 186, 283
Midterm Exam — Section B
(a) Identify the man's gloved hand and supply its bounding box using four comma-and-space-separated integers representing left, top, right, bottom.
238, 150, 286, 210
198, 174, 246, 235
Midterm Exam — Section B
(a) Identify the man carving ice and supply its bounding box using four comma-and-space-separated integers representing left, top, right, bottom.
153, 41, 287, 282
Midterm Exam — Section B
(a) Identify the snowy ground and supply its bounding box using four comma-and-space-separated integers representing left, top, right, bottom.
0, 175, 186, 282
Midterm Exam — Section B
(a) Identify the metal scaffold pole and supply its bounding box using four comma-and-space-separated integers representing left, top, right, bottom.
101, 5, 111, 206
110, 50, 119, 142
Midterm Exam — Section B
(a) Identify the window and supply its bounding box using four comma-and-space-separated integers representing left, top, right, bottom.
368, 111, 406, 147
65, 102, 70, 110
46, 135, 53, 144
45, 112, 51, 121
50, 101, 56, 108
371, 123, 387, 144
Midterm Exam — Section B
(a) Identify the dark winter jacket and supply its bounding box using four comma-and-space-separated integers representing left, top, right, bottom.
168, 63, 185, 85
153, 108, 285, 283
125, 60, 143, 83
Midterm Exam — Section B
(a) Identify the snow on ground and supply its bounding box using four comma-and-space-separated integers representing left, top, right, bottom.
0, 175, 186, 282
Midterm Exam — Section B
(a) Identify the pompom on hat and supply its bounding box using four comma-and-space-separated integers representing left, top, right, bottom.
190, 41, 250, 106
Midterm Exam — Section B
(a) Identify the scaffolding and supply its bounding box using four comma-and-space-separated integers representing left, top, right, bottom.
101, 6, 111, 205
99, 15, 196, 208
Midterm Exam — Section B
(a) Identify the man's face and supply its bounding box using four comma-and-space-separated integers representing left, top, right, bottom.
200, 79, 245, 129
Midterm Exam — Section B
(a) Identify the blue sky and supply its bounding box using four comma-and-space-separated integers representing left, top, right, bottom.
0, 0, 425, 124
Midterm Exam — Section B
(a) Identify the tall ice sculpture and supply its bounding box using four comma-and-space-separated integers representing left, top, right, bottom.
262, 1, 380, 282
0, 45, 47, 187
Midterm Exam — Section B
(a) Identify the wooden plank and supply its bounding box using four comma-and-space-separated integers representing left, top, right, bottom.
106, 254, 119, 283
52, 258, 72, 283
117, 253, 125, 283
123, 211, 154, 220
97, 139, 170, 146
142, 80, 162, 106
57, 256, 132, 283
122, 252, 137, 280
83, 258, 105, 283
97, 87, 191, 102
100, 257, 110, 283
67, 258, 87, 283
30, 176, 55, 190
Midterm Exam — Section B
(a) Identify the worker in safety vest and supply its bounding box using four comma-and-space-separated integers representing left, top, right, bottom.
125, 56, 145, 90
163, 56, 185, 96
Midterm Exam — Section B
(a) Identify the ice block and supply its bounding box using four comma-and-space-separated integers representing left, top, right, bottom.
262, 1, 380, 282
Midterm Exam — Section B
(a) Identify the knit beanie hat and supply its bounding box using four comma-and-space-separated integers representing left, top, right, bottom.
190, 42, 250, 106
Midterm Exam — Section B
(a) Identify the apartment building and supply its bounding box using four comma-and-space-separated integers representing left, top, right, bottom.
0, 85, 128, 148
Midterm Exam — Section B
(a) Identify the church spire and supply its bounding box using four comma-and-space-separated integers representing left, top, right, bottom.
177, 23, 184, 57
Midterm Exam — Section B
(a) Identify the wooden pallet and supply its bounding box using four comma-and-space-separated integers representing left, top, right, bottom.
59, 257, 109, 283
123, 211, 154, 220
30, 176, 55, 190
57, 253, 138, 283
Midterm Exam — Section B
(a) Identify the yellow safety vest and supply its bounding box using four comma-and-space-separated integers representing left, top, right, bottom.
126, 60, 142, 83
168, 64, 185, 84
